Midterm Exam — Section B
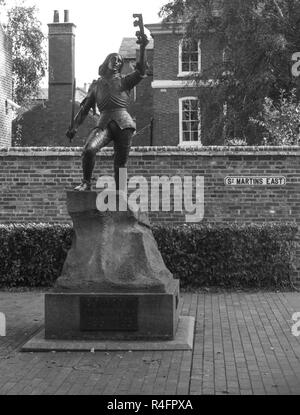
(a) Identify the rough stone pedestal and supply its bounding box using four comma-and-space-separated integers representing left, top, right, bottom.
45, 191, 180, 341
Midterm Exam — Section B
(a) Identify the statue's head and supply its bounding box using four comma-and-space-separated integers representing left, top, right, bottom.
98, 53, 124, 77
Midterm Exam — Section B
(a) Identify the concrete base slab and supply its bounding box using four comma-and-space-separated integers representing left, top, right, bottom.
21, 316, 195, 352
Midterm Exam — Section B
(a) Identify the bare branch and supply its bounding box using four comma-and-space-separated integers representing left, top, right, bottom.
272, 0, 284, 19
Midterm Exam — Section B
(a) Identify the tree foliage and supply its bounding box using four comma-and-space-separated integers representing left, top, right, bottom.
3, 3, 47, 105
160, 0, 300, 144
251, 89, 300, 145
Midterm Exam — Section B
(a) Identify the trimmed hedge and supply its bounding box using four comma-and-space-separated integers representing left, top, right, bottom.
153, 223, 297, 289
0, 223, 297, 289
0, 224, 72, 288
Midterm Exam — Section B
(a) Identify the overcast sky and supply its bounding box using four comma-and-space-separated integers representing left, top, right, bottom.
4, 0, 168, 87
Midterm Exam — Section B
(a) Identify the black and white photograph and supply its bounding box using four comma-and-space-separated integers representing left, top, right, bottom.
0, 0, 299, 402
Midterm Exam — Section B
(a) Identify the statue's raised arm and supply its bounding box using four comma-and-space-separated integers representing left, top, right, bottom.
133, 14, 149, 76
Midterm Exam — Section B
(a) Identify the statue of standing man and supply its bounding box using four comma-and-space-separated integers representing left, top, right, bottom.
66, 14, 149, 191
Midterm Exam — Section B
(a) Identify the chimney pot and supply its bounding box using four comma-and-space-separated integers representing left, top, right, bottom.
53, 10, 59, 23
64, 10, 69, 23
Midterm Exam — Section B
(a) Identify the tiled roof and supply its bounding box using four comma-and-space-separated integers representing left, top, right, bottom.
119, 37, 153, 59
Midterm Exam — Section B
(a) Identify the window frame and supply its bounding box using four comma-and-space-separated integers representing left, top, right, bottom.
178, 39, 201, 77
178, 96, 202, 147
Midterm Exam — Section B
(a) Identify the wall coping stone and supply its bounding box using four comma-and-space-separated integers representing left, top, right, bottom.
0, 146, 299, 157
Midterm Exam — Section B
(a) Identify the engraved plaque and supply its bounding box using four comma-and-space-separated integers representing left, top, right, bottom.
80, 296, 138, 331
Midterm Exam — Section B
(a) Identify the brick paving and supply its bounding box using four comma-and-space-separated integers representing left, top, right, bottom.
0, 290, 299, 395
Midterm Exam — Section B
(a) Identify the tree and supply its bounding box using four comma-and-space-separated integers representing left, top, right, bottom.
160, 0, 300, 144
2, 2, 47, 105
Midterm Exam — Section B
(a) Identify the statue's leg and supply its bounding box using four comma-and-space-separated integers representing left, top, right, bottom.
74, 127, 112, 191
110, 122, 134, 190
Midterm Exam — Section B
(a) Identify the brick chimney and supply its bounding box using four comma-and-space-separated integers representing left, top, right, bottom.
48, 10, 76, 104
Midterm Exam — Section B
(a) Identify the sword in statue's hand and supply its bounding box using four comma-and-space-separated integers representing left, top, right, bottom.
66, 77, 77, 142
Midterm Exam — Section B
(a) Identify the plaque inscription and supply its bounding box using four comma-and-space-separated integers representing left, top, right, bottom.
80, 296, 138, 331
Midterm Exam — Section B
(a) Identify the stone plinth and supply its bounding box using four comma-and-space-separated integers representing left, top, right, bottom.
45, 282, 180, 340
54, 191, 174, 293
45, 191, 180, 341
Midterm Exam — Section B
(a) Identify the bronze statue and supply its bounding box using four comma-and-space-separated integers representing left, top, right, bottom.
66, 14, 149, 191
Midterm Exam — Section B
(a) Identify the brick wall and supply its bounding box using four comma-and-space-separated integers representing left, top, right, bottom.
0, 146, 299, 282
153, 33, 180, 80
152, 32, 222, 80
153, 88, 200, 146
153, 87, 224, 146
0, 25, 12, 147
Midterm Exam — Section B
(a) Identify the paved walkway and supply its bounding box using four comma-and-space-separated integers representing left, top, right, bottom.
0, 291, 299, 395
